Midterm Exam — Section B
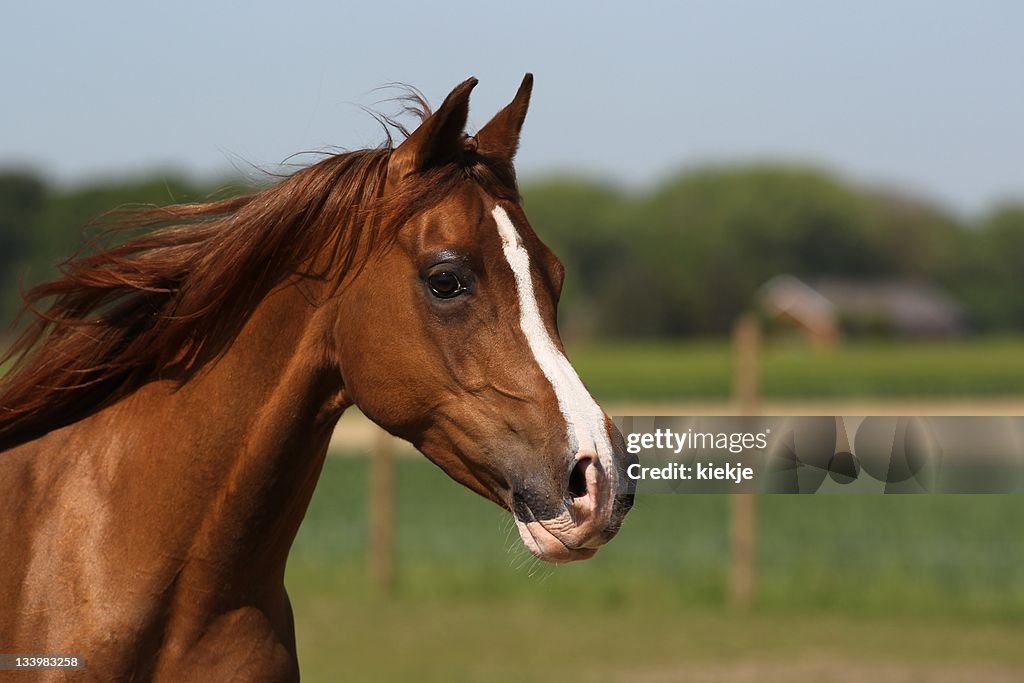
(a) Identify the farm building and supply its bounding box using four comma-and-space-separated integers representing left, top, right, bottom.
758, 275, 966, 340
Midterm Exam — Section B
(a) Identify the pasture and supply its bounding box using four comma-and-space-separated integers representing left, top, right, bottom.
568, 336, 1024, 400
286, 454, 1024, 681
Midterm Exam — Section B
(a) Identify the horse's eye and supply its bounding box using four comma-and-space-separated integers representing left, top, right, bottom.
427, 271, 465, 299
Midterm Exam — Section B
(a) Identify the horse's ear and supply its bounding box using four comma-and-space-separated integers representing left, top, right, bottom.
475, 73, 533, 161
387, 77, 477, 187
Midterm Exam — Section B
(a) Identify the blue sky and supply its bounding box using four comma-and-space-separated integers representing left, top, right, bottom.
2, 1, 1022, 214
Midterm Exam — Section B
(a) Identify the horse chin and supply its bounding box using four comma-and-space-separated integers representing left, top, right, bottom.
514, 517, 600, 564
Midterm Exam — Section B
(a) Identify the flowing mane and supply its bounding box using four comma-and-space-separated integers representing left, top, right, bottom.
0, 121, 519, 451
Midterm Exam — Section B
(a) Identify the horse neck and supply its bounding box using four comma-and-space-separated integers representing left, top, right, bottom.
103, 279, 348, 597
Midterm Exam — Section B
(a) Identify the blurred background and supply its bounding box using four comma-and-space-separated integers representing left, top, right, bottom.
3, 2, 1024, 681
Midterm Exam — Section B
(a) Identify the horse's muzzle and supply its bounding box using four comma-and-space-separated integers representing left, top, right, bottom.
512, 448, 635, 563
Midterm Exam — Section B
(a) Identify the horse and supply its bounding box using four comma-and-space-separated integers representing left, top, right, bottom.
0, 75, 634, 681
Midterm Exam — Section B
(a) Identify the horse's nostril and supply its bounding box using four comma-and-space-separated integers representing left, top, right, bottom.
568, 457, 591, 498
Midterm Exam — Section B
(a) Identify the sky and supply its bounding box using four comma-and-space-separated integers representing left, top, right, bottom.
2, 1, 1022, 215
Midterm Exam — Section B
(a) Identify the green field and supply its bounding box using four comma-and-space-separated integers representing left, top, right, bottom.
566, 337, 1024, 400
286, 457, 1024, 681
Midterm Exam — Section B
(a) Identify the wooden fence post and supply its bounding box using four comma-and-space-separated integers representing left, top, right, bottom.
368, 427, 395, 595
730, 312, 760, 610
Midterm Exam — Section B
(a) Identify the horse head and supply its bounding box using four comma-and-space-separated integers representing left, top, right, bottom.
332, 76, 635, 562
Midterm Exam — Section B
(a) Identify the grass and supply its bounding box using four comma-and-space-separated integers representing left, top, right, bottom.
290, 601, 1024, 682
286, 456, 1024, 681
565, 336, 1024, 400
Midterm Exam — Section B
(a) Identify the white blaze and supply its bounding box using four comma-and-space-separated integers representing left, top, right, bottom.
491, 205, 614, 478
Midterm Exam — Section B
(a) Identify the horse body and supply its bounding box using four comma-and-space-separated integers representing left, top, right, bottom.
1, 284, 337, 680
0, 75, 634, 680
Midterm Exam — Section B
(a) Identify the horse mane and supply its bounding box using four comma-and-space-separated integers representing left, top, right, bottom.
0, 105, 519, 452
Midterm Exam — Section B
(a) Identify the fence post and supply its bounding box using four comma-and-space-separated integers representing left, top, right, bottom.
730, 312, 760, 610
368, 427, 395, 595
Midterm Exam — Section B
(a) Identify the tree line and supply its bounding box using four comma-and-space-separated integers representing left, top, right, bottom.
0, 165, 1021, 339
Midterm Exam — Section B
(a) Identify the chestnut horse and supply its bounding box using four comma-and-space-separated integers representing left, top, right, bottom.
0, 75, 633, 681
